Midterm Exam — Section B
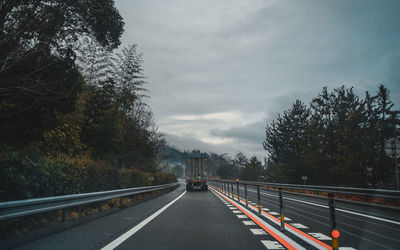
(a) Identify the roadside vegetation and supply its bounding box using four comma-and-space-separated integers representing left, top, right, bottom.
0, 0, 175, 202
264, 85, 399, 188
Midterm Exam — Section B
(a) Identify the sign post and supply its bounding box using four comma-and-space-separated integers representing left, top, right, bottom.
384, 138, 400, 190
301, 176, 308, 185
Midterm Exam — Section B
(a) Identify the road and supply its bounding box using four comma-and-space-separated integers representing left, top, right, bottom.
226, 182, 400, 250
10, 180, 400, 250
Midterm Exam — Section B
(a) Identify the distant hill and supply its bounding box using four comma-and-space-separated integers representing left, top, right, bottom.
160, 146, 218, 177
162, 146, 209, 165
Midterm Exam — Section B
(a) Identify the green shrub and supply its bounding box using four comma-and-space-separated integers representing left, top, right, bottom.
0, 151, 177, 201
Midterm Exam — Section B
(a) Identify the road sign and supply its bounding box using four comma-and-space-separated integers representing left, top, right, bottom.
384, 138, 400, 159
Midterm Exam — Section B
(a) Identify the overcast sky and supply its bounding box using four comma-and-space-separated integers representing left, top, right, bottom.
115, 0, 400, 159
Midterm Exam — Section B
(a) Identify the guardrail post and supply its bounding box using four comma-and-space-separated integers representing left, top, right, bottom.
224, 182, 227, 195
245, 184, 248, 207
236, 179, 240, 202
328, 192, 339, 250
257, 186, 261, 214
119, 197, 124, 208
98, 202, 103, 213
279, 190, 285, 232
62, 208, 68, 222
231, 182, 234, 199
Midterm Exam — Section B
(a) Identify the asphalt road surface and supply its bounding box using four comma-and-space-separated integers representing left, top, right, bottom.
220, 182, 400, 250
11, 180, 400, 250
14, 181, 267, 250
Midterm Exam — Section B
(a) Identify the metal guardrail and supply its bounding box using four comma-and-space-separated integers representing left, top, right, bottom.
210, 179, 400, 199
0, 182, 179, 221
210, 179, 394, 250
211, 179, 400, 249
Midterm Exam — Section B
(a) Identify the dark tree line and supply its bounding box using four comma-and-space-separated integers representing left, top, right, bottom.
264, 85, 399, 188
216, 152, 265, 182
0, 0, 174, 201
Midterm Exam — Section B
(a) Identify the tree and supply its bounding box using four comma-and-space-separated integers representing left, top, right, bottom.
242, 156, 263, 181
217, 163, 237, 179
0, 0, 124, 148
114, 45, 147, 113
264, 100, 310, 183
264, 85, 399, 187
75, 37, 114, 86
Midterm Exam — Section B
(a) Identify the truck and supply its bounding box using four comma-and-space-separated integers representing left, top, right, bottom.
186, 157, 208, 191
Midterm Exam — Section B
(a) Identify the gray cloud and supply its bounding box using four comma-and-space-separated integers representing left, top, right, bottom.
115, 0, 400, 159
210, 121, 265, 144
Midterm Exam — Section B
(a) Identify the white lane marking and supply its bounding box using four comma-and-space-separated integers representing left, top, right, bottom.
269, 212, 279, 215
261, 240, 284, 249
210, 188, 305, 250
290, 223, 309, 229
229, 207, 237, 210
339, 248, 357, 250
215, 186, 332, 250
262, 208, 270, 211
237, 199, 328, 250
250, 228, 267, 235
243, 220, 256, 226
237, 214, 248, 219
233, 210, 242, 214
101, 191, 186, 250
309, 233, 331, 240
284, 217, 292, 221
248, 189, 400, 226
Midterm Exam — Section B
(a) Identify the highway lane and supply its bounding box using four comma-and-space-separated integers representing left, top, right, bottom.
215, 183, 400, 250
111, 186, 269, 250
14, 182, 187, 250
13, 181, 281, 250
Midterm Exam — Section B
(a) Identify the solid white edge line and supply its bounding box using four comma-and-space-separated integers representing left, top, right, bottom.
209, 187, 306, 250
101, 191, 186, 250
246, 188, 400, 226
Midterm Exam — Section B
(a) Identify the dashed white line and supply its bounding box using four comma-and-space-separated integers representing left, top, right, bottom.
243, 220, 256, 226
309, 233, 331, 240
261, 240, 284, 249
290, 223, 309, 229
217, 186, 357, 250
237, 214, 248, 219
210, 188, 305, 250
250, 228, 268, 235
235, 196, 329, 250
